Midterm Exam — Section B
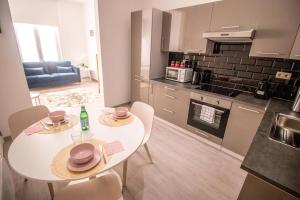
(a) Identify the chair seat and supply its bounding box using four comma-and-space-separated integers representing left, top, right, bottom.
54, 173, 123, 200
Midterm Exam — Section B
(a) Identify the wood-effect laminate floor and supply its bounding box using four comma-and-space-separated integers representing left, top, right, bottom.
5, 118, 247, 200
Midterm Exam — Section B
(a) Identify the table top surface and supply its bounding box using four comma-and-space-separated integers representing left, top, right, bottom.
8, 105, 145, 182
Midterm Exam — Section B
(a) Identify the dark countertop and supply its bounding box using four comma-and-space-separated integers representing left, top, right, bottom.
241, 99, 300, 198
150, 78, 269, 110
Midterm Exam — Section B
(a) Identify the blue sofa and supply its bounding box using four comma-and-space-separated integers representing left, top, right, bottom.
23, 61, 81, 88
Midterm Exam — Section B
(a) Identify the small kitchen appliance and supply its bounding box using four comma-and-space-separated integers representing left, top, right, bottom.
254, 80, 270, 99
165, 67, 193, 82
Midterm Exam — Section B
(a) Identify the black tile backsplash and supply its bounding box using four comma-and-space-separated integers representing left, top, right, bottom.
168, 43, 300, 100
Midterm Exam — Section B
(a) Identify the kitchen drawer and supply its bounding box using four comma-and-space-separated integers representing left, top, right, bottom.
155, 101, 189, 128
190, 92, 232, 109
160, 85, 190, 100
186, 125, 222, 145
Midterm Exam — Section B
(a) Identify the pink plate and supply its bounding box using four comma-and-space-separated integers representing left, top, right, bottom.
48, 110, 66, 123
112, 112, 130, 119
44, 117, 69, 126
114, 107, 129, 117
67, 150, 101, 172
70, 143, 95, 164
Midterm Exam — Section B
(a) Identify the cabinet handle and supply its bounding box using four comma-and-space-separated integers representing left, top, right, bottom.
238, 106, 260, 114
164, 94, 176, 100
162, 108, 174, 114
257, 51, 280, 56
134, 79, 142, 82
161, 37, 164, 50
216, 100, 220, 105
164, 86, 176, 91
221, 25, 240, 29
195, 130, 209, 138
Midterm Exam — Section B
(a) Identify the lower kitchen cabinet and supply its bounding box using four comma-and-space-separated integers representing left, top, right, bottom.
222, 102, 264, 156
153, 84, 190, 128
238, 174, 298, 200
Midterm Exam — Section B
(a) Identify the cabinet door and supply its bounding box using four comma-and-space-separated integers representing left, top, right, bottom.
290, 28, 300, 60
131, 11, 142, 80
210, 0, 258, 31
162, 3, 213, 53
250, 0, 300, 59
222, 102, 264, 156
153, 84, 190, 128
161, 12, 171, 52
131, 79, 149, 103
181, 3, 213, 53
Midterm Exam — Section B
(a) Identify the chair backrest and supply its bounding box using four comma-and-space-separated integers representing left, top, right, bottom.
130, 102, 154, 144
8, 105, 49, 139
0, 156, 15, 200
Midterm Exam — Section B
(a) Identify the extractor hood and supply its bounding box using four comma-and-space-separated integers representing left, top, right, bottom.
202, 29, 255, 43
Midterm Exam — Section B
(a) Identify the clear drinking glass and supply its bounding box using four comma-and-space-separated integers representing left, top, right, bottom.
71, 132, 82, 144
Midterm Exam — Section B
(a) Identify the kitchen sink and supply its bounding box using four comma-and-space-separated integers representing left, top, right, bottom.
269, 113, 300, 149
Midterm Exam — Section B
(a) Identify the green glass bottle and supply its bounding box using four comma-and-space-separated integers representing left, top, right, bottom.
80, 105, 89, 131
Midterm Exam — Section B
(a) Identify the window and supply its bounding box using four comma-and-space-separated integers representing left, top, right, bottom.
14, 23, 62, 62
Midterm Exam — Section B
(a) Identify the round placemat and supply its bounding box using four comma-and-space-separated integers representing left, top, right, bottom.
38, 114, 79, 134
51, 139, 111, 179
98, 114, 134, 127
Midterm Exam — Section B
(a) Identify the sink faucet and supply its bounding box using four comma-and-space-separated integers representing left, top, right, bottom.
292, 87, 300, 112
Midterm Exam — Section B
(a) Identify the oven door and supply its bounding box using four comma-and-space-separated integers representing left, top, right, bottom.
165, 68, 180, 81
187, 99, 230, 139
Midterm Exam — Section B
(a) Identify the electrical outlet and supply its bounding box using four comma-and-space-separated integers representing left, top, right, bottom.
275, 72, 292, 80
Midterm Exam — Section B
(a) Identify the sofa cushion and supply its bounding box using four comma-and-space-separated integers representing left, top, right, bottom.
23, 62, 47, 69
24, 67, 44, 76
51, 73, 78, 81
56, 66, 73, 73
46, 61, 71, 74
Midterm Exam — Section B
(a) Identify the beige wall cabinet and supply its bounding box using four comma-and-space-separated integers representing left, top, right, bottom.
290, 28, 300, 60
153, 84, 190, 128
250, 0, 300, 59
210, 0, 258, 32
131, 9, 168, 103
161, 3, 213, 54
222, 102, 264, 156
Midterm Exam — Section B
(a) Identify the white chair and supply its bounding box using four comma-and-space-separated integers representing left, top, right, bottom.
130, 101, 154, 163
8, 105, 49, 140
54, 170, 123, 200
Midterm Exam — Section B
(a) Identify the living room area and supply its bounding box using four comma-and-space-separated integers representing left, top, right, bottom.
8, 0, 102, 109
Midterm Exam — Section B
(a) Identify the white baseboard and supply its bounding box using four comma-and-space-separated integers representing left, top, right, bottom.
154, 116, 244, 161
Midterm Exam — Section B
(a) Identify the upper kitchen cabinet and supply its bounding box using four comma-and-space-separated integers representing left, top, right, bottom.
210, 0, 258, 31
161, 3, 213, 53
131, 9, 168, 103
250, 0, 300, 59
290, 28, 300, 60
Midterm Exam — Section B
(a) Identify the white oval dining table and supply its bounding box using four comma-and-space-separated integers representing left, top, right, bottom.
8, 104, 145, 198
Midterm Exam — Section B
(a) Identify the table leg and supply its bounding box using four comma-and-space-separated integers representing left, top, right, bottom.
122, 160, 128, 187
47, 183, 55, 200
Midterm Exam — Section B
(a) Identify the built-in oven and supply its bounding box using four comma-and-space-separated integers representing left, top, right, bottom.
187, 93, 231, 140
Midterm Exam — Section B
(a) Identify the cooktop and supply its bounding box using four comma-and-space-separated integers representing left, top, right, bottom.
195, 84, 242, 97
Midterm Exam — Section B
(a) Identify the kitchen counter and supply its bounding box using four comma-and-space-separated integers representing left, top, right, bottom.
241, 99, 300, 198
150, 78, 269, 110
151, 78, 300, 198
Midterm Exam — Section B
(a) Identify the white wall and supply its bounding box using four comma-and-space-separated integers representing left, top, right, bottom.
0, 0, 32, 137
97, 0, 218, 106
97, 0, 142, 106
57, 1, 88, 65
83, 0, 98, 80
8, 0, 89, 66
